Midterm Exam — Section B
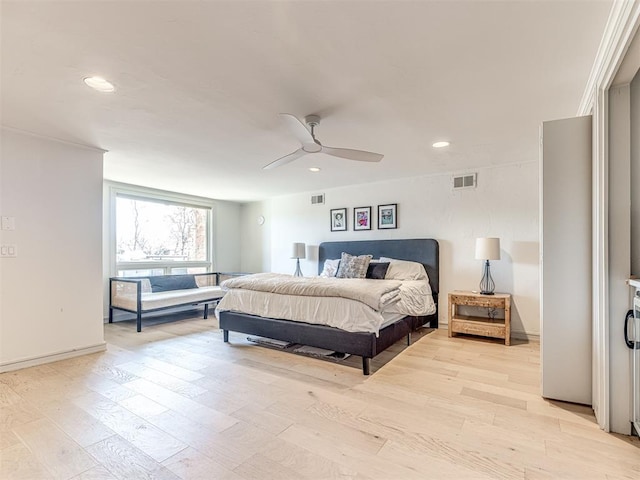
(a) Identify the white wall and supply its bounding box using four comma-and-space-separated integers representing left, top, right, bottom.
213, 200, 243, 272
242, 161, 540, 337
240, 201, 271, 273
0, 128, 105, 370
631, 71, 640, 276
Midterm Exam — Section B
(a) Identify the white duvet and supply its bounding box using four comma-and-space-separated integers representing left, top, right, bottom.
215, 273, 435, 335
388, 280, 436, 317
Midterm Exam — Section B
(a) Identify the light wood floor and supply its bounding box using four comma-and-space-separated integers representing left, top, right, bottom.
1, 315, 638, 480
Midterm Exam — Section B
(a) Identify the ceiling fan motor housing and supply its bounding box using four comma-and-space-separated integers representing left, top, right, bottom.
303, 115, 322, 151
304, 115, 321, 127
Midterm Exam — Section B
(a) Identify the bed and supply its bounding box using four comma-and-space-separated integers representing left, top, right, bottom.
217, 238, 439, 374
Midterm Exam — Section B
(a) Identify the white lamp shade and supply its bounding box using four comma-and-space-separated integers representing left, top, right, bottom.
475, 237, 500, 260
291, 242, 306, 259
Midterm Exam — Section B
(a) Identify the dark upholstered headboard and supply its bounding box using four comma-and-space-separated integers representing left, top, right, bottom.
318, 239, 439, 296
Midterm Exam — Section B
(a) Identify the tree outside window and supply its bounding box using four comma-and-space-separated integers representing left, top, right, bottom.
115, 195, 210, 275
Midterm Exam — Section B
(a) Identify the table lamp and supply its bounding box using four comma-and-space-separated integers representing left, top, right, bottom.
475, 237, 500, 295
291, 242, 306, 277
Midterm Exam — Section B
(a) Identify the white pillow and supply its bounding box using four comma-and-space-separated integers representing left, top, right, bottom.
319, 259, 340, 277
379, 257, 428, 281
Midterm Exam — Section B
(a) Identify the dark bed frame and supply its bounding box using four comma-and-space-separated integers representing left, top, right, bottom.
219, 238, 439, 374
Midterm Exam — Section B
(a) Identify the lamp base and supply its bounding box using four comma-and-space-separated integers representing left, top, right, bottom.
479, 260, 495, 295
293, 258, 303, 277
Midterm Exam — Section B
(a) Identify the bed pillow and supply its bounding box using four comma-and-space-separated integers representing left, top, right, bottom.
149, 275, 198, 293
366, 261, 390, 280
379, 257, 428, 281
335, 252, 372, 279
319, 259, 340, 277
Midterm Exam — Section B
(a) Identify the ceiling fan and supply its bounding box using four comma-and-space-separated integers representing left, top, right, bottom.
263, 113, 384, 170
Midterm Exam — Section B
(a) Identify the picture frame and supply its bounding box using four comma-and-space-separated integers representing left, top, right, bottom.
353, 206, 372, 231
377, 203, 398, 229
330, 208, 347, 232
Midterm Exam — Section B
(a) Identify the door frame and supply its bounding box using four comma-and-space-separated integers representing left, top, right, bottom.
578, 0, 640, 432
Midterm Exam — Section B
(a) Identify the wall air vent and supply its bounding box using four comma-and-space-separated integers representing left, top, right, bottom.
453, 173, 477, 190
311, 193, 325, 205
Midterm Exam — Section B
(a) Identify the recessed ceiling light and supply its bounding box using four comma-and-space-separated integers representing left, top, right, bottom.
432, 141, 450, 148
309, 167, 321, 172
83, 76, 115, 93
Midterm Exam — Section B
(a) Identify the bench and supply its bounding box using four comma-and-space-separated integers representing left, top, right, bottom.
109, 272, 239, 332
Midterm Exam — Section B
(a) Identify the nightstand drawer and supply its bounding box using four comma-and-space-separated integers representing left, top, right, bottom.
449, 295, 497, 308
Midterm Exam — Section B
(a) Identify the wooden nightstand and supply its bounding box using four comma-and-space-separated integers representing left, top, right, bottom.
448, 291, 511, 345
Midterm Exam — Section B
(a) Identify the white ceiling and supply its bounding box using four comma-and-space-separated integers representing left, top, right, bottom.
1, 1, 612, 202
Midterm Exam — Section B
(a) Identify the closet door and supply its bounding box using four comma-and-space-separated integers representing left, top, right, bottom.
541, 115, 592, 404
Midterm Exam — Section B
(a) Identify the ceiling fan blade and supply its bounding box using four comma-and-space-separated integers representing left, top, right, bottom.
263, 148, 308, 170
279, 113, 315, 146
322, 146, 384, 163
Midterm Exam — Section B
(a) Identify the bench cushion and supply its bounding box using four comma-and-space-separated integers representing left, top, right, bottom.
149, 275, 198, 293
115, 285, 225, 312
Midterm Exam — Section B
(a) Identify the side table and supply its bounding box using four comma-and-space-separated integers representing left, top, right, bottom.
448, 291, 511, 345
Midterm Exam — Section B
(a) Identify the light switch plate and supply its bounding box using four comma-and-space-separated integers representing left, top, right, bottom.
0, 245, 17, 257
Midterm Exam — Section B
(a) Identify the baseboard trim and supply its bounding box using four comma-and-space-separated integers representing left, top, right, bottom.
0, 342, 107, 373
512, 331, 540, 343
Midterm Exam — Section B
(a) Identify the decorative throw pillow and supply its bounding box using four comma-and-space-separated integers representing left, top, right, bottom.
366, 261, 390, 280
335, 252, 372, 279
149, 275, 198, 293
319, 259, 340, 277
379, 257, 428, 281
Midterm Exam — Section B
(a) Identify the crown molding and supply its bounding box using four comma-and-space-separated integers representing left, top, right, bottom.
578, 0, 640, 115
1, 125, 108, 153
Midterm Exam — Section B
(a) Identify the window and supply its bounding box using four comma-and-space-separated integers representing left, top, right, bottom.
112, 188, 213, 276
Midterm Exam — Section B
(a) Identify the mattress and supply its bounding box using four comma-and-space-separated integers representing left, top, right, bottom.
216, 289, 384, 334
380, 312, 407, 329
215, 278, 435, 335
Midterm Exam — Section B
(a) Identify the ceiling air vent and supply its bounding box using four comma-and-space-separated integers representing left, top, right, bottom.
453, 173, 477, 190
311, 193, 325, 205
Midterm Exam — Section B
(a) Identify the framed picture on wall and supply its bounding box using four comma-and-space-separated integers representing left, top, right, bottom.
353, 206, 372, 231
377, 203, 397, 229
330, 208, 347, 232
